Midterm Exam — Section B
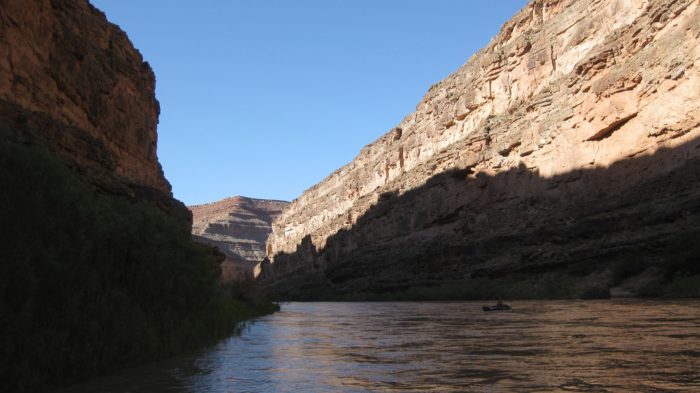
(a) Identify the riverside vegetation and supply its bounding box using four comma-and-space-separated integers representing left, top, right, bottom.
0, 0, 281, 390
0, 133, 278, 393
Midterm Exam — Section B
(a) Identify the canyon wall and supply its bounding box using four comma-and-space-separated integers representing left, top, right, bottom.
190, 196, 288, 281
0, 2, 249, 390
263, 0, 700, 299
0, 0, 173, 207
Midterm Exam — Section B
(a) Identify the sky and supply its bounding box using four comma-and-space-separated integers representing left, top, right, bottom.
91, 1, 529, 205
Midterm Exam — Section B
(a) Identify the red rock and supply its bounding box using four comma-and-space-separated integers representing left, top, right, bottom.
0, 0, 171, 206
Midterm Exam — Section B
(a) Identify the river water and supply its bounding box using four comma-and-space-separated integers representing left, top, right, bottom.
58, 300, 700, 392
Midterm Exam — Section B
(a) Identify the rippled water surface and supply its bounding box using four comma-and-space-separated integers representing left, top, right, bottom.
59, 300, 700, 392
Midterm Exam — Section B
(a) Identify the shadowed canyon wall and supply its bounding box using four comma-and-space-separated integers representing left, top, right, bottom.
190, 197, 289, 282
262, 0, 700, 299
0, 1, 249, 391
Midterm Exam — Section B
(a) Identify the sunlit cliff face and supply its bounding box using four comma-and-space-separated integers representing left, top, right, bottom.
260, 0, 700, 298
267, 0, 699, 259
0, 0, 171, 198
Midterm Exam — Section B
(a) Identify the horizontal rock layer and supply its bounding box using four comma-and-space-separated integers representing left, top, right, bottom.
0, 0, 172, 205
190, 196, 288, 281
263, 0, 700, 298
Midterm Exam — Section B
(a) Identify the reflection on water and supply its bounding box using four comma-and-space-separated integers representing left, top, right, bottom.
58, 300, 700, 392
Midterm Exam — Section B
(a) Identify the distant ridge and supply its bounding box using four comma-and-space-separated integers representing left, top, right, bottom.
189, 196, 289, 281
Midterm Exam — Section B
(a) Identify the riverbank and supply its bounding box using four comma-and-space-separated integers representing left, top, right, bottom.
267, 269, 700, 301
225, 281, 281, 320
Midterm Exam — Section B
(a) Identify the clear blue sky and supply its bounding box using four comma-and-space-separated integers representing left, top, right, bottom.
91, 1, 529, 205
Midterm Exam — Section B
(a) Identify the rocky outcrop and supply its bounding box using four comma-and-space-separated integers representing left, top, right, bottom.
190, 196, 288, 281
0, 0, 172, 207
263, 0, 700, 299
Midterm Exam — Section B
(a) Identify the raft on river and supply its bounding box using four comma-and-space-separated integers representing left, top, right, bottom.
482, 304, 512, 312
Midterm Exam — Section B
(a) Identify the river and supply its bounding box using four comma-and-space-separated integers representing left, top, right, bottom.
57, 300, 700, 392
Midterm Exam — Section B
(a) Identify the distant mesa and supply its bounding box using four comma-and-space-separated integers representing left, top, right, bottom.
189, 196, 289, 282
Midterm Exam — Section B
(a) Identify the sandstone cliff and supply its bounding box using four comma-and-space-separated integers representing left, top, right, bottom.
190, 196, 289, 281
0, 2, 256, 391
263, 0, 700, 299
0, 0, 172, 206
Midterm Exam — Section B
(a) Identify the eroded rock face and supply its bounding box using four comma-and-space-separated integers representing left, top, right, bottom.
264, 0, 700, 298
190, 196, 289, 281
0, 2, 237, 389
0, 0, 171, 204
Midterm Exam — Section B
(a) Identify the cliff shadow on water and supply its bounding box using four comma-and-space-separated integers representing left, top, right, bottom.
262, 135, 700, 301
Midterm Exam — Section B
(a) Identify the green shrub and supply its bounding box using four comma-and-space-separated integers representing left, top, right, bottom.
0, 137, 270, 392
